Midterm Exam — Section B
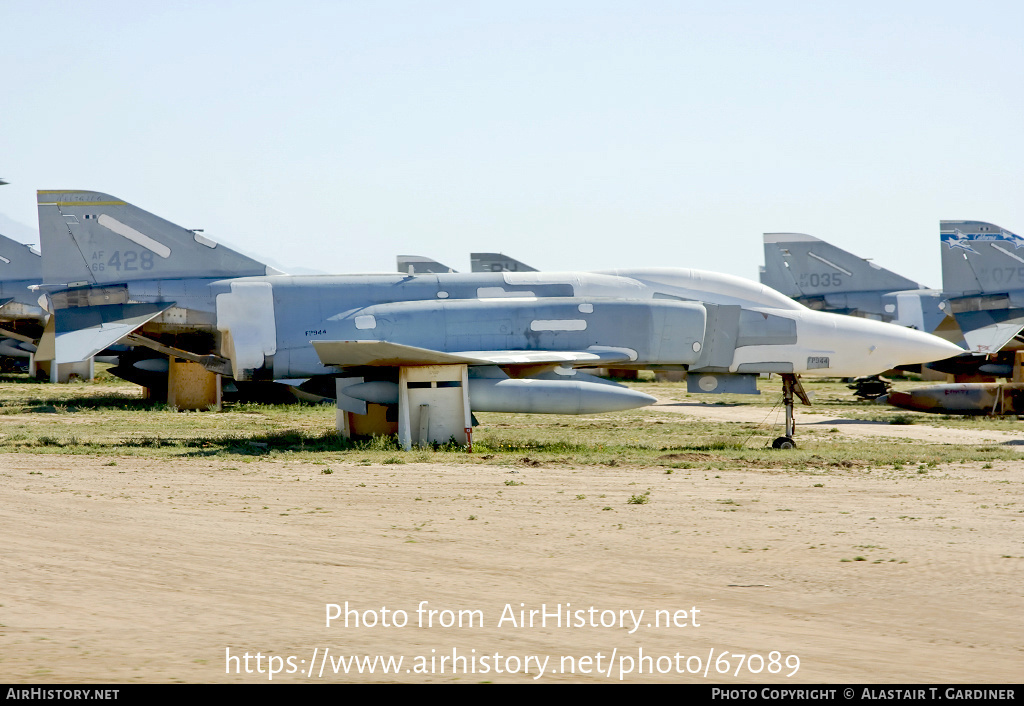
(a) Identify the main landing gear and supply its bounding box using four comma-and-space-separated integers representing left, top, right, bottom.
771, 374, 810, 450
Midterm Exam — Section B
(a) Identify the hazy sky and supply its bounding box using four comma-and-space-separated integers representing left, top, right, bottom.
3, 1, 1022, 285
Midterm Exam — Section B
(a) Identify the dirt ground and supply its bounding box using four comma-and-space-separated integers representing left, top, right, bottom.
2, 412, 1022, 683
650, 401, 1024, 446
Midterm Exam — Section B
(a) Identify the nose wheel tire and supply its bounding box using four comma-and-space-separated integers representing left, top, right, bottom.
772, 436, 797, 450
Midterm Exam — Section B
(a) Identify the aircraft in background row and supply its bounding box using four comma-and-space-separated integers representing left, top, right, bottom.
761, 222, 1024, 416
880, 220, 1024, 416
34, 190, 961, 448
397, 253, 537, 275
940, 220, 1024, 359
0, 233, 44, 369
759, 227, 1024, 376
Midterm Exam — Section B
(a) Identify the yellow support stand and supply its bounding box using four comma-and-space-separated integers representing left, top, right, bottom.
167, 357, 221, 411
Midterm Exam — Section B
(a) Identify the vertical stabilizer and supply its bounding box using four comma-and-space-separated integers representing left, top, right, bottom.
940, 220, 1024, 296
396, 255, 457, 274
0, 233, 45, 325
762, 233, 922, 297
471, 252, 538, 273
0, 233, 42, 282
37, 190, 276, 286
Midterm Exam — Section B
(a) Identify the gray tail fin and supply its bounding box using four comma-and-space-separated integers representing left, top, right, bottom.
396, 255, 457, 274
470, 252, 538, 273
940, 220, 1024, 296
37, 190, 276, 286
761, 233, 923, 298
940, 220, 1024, 353
0, 233, 42, 283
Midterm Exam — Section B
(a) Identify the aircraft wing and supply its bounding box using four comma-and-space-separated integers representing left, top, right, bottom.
313, 341, 481, 367
312, 340, 634, 369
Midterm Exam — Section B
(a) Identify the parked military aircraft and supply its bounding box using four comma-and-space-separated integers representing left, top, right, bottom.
36, 190, 964, 448
874, 220, 1024, 417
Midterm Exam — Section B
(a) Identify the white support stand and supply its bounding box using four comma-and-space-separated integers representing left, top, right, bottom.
34, 358, 95, 383
397, 364, 471, 450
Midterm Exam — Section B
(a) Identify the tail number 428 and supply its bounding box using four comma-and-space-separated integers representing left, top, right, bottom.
89, 250, 156, 272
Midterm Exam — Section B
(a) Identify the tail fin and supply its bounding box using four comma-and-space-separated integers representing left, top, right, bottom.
396, 255, 457, 274
761, 233, 923, 298
0, 234, 45, 326
37, 190, 277, 286
940, 221, 1024, 353
0, 233, 42, 283
470, 252, 538, 273
940, 220, 1024, 296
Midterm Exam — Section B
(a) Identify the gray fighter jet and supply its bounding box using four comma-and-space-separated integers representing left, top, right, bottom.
36, 190, 963, 448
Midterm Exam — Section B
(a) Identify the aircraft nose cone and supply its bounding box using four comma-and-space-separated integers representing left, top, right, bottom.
845, 317, 964, 371
803, 312, 967, 376
888, 328, 965, 366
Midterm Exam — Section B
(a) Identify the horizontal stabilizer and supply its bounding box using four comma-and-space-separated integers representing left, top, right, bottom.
37, 302, 173, 364
959, 317, 1024, 355
313, 340, 634, 368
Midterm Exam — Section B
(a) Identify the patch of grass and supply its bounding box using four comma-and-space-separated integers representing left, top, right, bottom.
2, 373, 1023, 471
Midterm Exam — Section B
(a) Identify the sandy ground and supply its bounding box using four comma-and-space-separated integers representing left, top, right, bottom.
1, 440, 1022, 683
651, 401, 1024, 446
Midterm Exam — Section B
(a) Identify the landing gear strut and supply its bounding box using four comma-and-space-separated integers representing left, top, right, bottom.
771, 374, 810, 449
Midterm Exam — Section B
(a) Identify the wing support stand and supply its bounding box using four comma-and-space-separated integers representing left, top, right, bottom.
335, 364, 472, 451
397, 365, 472, 450
772, 374, 809, 449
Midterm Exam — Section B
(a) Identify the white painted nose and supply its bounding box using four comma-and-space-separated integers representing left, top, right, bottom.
808, 312, 965, 376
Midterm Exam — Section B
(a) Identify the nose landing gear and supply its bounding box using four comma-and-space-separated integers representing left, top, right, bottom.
771, 374, 810, 450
